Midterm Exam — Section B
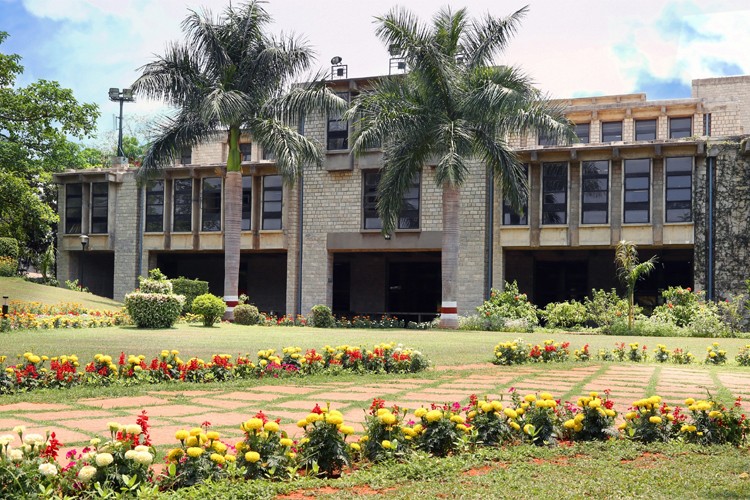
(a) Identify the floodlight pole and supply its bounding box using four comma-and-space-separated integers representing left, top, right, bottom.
108, 88, 135, 158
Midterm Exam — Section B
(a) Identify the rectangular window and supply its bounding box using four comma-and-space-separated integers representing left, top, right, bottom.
240, 143, 252, 162
670, 117, 692, 139
327, 92, 349, 150
262, 147, 275, 161
173, 179, 192, 232
574, 123, 590, 144
502, 165, 529, 225
90, 182, 108, 234
538, 130, 556, 146
363, 171, 420, 230
145, 180, 164, 232
601, 121, 623, 142
635, 119, 657, 141
180, 147, 192, 165
703, 113, 712, 136
581, 160, 609, 224
201, 177, 221, 231
665, 157, 693, 223
623, 159, 651, 223
241, 176, 252, 230
262, 175, 282, 230
65, 183, 82, 234
542, 162, 568, 225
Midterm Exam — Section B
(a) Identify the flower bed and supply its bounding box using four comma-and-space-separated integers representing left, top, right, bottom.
2, 390, 747, 497
0, 300, 130, 332
0, 343, 430, 394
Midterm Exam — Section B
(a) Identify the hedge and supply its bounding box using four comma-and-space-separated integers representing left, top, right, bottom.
171, 277, 209, 314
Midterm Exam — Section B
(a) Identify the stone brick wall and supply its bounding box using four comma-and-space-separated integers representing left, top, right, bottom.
113, 171, 140, 301
693, 76, 750, 136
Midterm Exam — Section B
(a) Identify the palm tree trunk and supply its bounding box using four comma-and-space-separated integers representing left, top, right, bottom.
440, 184, 460, 329
223, 126, 242, 319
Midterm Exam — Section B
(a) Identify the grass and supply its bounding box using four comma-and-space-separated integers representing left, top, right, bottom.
0, 276, 122, 310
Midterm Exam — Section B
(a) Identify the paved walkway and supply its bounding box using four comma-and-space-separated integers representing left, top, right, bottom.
2, 363, 749, 454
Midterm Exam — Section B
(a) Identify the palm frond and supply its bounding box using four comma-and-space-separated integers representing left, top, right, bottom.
131, 43, 205, 106
433, 6, 468, 56
463, 7, 528, 68
248, 116, 322, 181
472, 128, 526, 211
264, 75, 346, 125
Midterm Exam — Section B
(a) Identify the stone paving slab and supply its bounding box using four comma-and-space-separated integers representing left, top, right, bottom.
0, 403, 72, 412
79, 395, 167, 409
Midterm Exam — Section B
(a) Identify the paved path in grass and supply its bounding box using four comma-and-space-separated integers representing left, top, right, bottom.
2, 363, 749, 454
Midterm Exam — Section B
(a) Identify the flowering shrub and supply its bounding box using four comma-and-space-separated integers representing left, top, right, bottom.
671, 347, 695, 364
512, 391, 558, 446
653, 286, 701, 326
124, 291, 184, 328
736, 345, 750, 366
542, 300, 587, 328
0, 255, 18, 276
529, 340, 570, 363
0, 301, 129, 332
476, 281, 539, 328
465, 395, 513, 447
361, 399, 411, 462
492, 339, 529, 365
620, 396, 680, 443
411, 403, 468, 457
160, 422, 233, 489
0, 426, 61, 497
560, 391, 617, 441
236, 412, 295, 480
191, 293, 226, 327
654, 344, 670, 363
310, 304, 335, 328
583, 288, 632, 333
297, 404, 352, 477
705, 342, 727, 365
574, 344, 591, 362
681, 396, 749, 445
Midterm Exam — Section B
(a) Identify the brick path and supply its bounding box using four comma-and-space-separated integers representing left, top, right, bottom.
2, 363, 750, 456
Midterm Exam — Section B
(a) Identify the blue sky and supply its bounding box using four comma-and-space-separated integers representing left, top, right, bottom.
2, 0, 749, 143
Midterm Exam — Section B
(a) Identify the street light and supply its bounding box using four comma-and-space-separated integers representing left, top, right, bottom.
79, 234, 89, 290
108, 88, 135, 158
2, 296, 8, 316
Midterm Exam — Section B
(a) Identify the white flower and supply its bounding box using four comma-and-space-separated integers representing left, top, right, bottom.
9, 449, 23, 462
134, 445, 150, 453
0, 434, 14, 446
134, 451, 153, 466
78, 465, 97, 483
124, 450, 137, 460
125, 424, 142, 435
12, 426, 25, 435
23, 434, 45, 446
39, 463, 57, 477
95, 453, 114, 467
89, 438, 101, 447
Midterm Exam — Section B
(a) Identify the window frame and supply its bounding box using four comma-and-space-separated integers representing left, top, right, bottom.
623, 158, 651, 224
669, 117, 692, 139
261, 175, 283, 230
580, 160, 610, 225
241, 175, 252, 231
90, 182, 108, 234
172, 178, 193, 233
200, 177, 222, 232
144, 180, 164, 233
601, 121, 623, 142
634, 119, 657, 141
541, 162, 568, 225
327, 91, 350, 151
362, 170, 421, 230
574, 123, 590, 144
65, 183, 82, 234
664, 156, 693, 223
239, 142, 252, 162
179, 147, 192, 165
502, 165, 529, 226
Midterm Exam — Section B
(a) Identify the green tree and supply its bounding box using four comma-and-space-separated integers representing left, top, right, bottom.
349, 6, 572, 328
614, 240, 657, 330
132, 2, 344, 315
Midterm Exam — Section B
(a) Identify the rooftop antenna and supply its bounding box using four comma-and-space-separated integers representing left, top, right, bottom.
330, 56, 347, 79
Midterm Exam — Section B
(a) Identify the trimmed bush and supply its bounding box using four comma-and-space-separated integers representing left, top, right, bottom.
192, 293, 226, 327
542, 300, 587, 328
124, 293, 184, 328
476, 281, 539, 327
139, 275, 172, 294
0, 256, 17, 277
0, 237, 19, 259
233, 304, 261, 325
310, 304, 335, 328
171, 277, 210, 314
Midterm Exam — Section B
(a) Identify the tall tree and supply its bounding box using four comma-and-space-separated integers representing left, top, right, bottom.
615, 240, 657, 330
349, 6, 572, 328
132, 1, 344, 315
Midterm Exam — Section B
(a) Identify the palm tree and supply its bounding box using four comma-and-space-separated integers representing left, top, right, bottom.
349, 6, 572, 328
132, 2, 345, 316
614, 240, 657, 330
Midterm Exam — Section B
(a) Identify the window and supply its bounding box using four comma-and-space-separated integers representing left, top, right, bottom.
542, 162, 567, 225
538, 130, 557, 146
574, 123, 590, 144
201, 177, 221, 231
670, 117, 692, 139
635, 119, 657, 141
240, 143, 252, 162
581, 160, 609, 224
703, 113, 712, 136
145, 180, 164, 232
502, 165, 528, 225
173, 179, 192, 232
65, 183, 82, 234
180, 147, 192, 165
90, 183, 108, 234
363, 171, 420, 229
623, 159, 650, 223
327, 92, 349, 150
241, 176, 252, 230
665, 157, 692, 223
262, 147, 275, 161
262, 175, 282, 230
601, 121, 623, 142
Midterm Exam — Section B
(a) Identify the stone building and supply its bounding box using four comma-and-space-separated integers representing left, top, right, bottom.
54, 74, 750, 317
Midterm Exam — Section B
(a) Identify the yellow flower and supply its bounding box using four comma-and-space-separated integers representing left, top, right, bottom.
306, 413, 322, 424
381, 440, 392, 449
339, 425, 355, 435
709, 410, 722, 419
326, 414, 344, 426
503, 408, 517, 419
210, 453, 225, 464
296, 419, 308, 428
244, 418, 264, 431
425, 410, 443, 423
379, 413, 397, 425
414, 408, 427, 418
189, 427, 202, 436
187, 447, 204, 458
245, 451, 260, 463
524, 394, 536, 403
280, 438, 294, 447
617, 423, 627, 430
510, 422, 521, 431
450, 415, 465, 425
523, 424, 535, 435
175, 430, 189, 441
649, 416, 662, 424
206, 431, 220, 441
185, 436, 198, 447
350, 443, 361, 451
588, 398, 602, 409
264, 421, 280, 433
167, 448, 184, 461
563, 419, 576, 429
491, 400, 503, 411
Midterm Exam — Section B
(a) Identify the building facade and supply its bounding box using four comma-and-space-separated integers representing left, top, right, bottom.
54, 74, 750, 318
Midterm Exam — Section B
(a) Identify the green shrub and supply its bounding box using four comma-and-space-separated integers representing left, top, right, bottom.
233, 304, 261, 325
191, 293, 226, 327
0, 256, 17, 277
0, 237, 19, 259
542, 300, 586, 328
584, 289, 633, 332
608, 317, 684, 337
687, 303, 730, 338
171, 277, 210, 314
310, 304, 335, 328
652, 286, 701, 327
139, 276, 172, 294
476, 281, 539, 327
124, 292, 184, 328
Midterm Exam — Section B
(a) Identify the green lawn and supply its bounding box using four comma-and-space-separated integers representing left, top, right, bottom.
0, 276, 122, 310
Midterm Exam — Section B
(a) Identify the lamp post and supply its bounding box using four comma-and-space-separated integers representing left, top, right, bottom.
79, 234, 89, 290
2, 296, 7, 316
108, 88, 135, 158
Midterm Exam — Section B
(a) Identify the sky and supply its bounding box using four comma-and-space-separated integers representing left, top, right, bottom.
2, 0, 749, 142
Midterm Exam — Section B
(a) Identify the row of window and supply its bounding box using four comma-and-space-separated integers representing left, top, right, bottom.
503, 157, 693, 226
540, 117, 693, 146
177, 143, 274, 165
64, 183, 109, 234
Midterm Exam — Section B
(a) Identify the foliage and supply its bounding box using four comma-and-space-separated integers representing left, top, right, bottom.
0, 255, 16, 277
652, 286, 701, 327
476, 282, 539, 327
0, 237, 19, 258
614, 240, 657, 330
310, 304, 335, 328
233, 304, 261, 325
139, 272, 173, 294
560, 391, 617, 441
411, 404, 468, 457
297, 404, 351, 477
124, 292, 184, 328
361, 399, 411, 462
705, 342, 727, 365
620, 396, 680, 443
335, 315, 406, 329
171, 277, 209, 314
465, 395, 514, 447
608, 317, 682, 337
681, 396, 750, 446
191, 293, 226, 327
511, 391, 559, 446
736, 344, 750, 366
584, 288, 632, 332
64, 278, 89, 293
542, 300, 586, 328
236, 412, 295, 480
160, 423, 232, 489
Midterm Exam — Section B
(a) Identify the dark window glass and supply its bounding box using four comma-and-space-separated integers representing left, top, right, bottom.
327, 92, 349, 150
180, 147, 192, 165
363, 171, 420, 230
262, 175, 282, 230
65, 184, 82, 234
581, 160, 609, 224
90, 183, 108, 234
670, 117, 692, 139
665, 157, 692, 223
240, 143, 252, 162
145, 180, 164, 232
635, 119, 657, 141
601, 121, 623, 142
262, 147, 275, 161
201, 177, 221, 231
502, 165, 529, 225
623, 159, 650, 223
173, 179, 192, 232
542, 162, 567, 225
538, 130, 557, 146
241, 176, 252, 231
574, 123, 590, 144
703, 113, 712, 136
